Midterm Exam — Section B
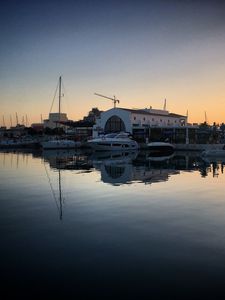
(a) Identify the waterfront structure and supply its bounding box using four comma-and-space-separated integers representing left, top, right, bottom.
43, 112, 69, 129
31, 123, 44, 132
93, 107, 187, 140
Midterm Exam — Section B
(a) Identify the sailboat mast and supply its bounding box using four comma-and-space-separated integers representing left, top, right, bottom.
59, 76, 62, 120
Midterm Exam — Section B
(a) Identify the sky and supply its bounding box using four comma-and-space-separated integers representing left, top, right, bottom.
1, 0, 225, 127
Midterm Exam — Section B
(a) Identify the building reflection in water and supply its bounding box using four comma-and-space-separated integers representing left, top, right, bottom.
39, 149, 225, 185
1, 148, 225, 219
2, 148, 225, 183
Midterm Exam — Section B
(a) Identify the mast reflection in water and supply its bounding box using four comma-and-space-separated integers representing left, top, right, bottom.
1, 149, 225, 298
42, 149, 225, 185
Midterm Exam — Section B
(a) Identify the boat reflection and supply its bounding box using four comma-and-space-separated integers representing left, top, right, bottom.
147, 153, 175, 162
40, 149, 225, 185
42, 149, 92, 171
2, 148, 224, 185
91, 151, 138, 186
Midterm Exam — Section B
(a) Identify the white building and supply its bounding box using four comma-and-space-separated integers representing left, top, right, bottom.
93, 107, 187, 137
44, 113, 68, 129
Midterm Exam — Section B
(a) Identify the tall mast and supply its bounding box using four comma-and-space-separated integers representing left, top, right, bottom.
205, 111, 207, 124
16, 112, 18, 125
59, 76, 62, 120
163, 98, 167, 110
26, 114, 28, 127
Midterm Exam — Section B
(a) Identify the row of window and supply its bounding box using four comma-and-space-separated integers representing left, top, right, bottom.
133, 116, 179, 123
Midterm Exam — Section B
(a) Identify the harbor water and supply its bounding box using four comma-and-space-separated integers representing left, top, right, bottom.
1, 150, 225, 298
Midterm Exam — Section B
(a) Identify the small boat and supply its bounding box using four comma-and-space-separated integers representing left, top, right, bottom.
201, 146, 225, 157
147, 142, 174, 156
87, 132, 139, 151
41, 139, 81, 150
0, 138, 39, 149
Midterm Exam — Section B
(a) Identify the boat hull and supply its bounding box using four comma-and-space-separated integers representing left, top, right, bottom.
202, 150, 225, 157
87, 132, 139, 151
147, 142, 174, 156
87, 140, 139, 151
42, 140, 80, 150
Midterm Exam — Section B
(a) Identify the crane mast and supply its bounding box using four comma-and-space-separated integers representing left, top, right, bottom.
94, 93, 120, 108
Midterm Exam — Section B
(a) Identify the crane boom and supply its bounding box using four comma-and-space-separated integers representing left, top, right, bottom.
94, 93, 120, 108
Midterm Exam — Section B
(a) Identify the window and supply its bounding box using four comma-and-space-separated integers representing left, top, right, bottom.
105, 115, 125, 132
134, 116, 136, 120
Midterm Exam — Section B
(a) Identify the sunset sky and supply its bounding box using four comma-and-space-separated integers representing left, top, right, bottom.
1, 0, 225, 127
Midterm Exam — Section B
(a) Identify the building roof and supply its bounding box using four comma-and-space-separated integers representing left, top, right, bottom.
117, 108, 186, 118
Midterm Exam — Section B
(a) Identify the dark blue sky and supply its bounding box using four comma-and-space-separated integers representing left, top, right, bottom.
1, 0, 225, 124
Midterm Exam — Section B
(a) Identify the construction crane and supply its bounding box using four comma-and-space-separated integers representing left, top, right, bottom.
94, 93, 120, 108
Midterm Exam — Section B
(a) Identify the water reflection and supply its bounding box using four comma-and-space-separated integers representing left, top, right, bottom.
1, 149, 225, 297
2, 149, 225, 184
34, 149, 225, 183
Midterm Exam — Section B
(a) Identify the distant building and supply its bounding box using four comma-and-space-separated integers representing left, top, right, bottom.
43, 113, 68, 129
62, 108, 102, 140
82, 107, 102, 123
93, 107, 187, 138
31, 123, 44, 132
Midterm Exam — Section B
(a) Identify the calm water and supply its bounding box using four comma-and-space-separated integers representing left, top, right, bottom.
1, 150, 225, 298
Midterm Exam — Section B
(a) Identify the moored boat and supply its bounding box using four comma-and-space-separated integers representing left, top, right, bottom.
87, 132, 139, 151
201, 146, 225, 157
0, 138, 40, 149
42, 76, 81, 150
147, 142, 174, 156
41, 139, 81, 150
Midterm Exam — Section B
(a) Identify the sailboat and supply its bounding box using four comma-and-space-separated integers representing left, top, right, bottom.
41, 76, 80, 150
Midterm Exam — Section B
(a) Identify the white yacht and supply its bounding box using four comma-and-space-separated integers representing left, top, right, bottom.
87, 132, 139, 151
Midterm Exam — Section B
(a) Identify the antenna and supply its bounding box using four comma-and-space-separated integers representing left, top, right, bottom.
2, 115, 5, 127
186, 110, 189, 122
163, 98, 167, 110
94, 93, 120, 108
10, 115, 12, 127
